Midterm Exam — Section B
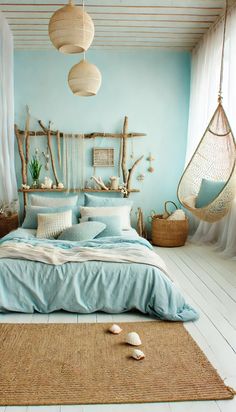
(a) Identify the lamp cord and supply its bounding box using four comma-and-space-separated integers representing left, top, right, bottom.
82, 0, 85, 59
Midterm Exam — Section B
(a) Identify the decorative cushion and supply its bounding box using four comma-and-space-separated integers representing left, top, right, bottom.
196, 179, 226, 208
184, 195, 196, 208
58, 222, 106, 241
88, 216, 122, 237
36, 210, 72, 239
22, 206, 78, 229
30, 194, 78, 207
80, 206, 131, 230
84, 193, 133, 207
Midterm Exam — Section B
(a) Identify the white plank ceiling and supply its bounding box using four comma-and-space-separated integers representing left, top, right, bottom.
0, 0, 226, 51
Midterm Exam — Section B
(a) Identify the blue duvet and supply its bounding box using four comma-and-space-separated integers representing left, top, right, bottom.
0, 229, 198, 321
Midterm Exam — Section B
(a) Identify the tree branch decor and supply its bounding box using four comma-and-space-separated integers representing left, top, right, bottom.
15, 115, 146, 208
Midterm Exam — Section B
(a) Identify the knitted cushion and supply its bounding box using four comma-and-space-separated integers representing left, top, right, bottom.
36, 210, 72, 239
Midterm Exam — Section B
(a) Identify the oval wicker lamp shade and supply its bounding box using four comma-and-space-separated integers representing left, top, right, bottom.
68, 59, 102, 96
48, 1, 94, 54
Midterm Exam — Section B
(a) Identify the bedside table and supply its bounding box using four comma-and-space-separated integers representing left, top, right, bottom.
0, 214, 19, 238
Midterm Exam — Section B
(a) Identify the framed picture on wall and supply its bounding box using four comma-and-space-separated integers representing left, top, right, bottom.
92, 148, 114, 167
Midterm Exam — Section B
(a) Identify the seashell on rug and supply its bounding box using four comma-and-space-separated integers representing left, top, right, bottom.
109, 324, 122, 335
132, 349, 145, 360
125, 332, 142, 346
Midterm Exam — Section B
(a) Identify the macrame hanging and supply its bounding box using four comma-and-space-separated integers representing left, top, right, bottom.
177, 0, 236, 223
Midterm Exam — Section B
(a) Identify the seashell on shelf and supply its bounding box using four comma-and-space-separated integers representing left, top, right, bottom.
109, 324, 122, 335
125, 332, 142, 346
132, 349, 145, 360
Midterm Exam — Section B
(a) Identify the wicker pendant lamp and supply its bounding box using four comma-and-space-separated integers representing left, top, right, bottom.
48, 0, 94, 54
68, 59, 102, 96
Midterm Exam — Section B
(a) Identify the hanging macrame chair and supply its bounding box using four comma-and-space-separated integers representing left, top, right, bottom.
177, 0, 236, 223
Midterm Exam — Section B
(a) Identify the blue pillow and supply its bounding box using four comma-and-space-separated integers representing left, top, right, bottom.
196, 179, 225, 208
88, 216, 122, 237
84, 193, 133, 207
22, 206, 79, 229
58, 222, 106, 241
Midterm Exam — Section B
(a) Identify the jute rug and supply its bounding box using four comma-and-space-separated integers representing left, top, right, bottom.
0, 321, 234, 406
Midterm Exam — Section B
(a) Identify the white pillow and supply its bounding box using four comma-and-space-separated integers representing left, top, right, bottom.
36, 210, 72, 239
30, 194, 78, 207
80, 206, 131, 230
183, 195, 196, 208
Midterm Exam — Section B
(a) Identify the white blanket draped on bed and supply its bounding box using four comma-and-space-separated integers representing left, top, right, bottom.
0, 241, 168, 272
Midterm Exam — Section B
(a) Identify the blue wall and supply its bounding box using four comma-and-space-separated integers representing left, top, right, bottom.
14, 49, 190, 226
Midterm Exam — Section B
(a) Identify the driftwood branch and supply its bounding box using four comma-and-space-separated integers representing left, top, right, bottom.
15, 125, 28, 213
16, 124, 146, 140
56, 130, 61, 168
38, 120, 48, 134
38, 121, 60, 185
122, 116, 129, 184
47, 131, 59, 186
127, 155, 144, 190
25, 134, 30, 166
15, 125, 27, 185
118, 137, 123, 178
91, 176, 109, 191
137, 208, 147, 239
25, 106, 30, 174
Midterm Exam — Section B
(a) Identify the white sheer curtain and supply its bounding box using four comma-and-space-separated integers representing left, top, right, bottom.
0, 12, 17, 204
186, 4, 236, 258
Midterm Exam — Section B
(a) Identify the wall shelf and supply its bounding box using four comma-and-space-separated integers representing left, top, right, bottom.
18, 188, 140, 193
16, 116, 144, 213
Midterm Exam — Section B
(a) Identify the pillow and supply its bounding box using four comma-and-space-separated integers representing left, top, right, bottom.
196, 179, 225, 208
30, 194, 78, 207
84, 193, 133, 207
58, 222, 106, 241
183, 195, 196, 208
36, 210, 72, 239
80, 206, 131, 230
88, 216, 122, 237
22, 206, 78, 229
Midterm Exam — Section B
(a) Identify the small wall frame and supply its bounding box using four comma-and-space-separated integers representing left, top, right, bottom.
92, 148, 114, 167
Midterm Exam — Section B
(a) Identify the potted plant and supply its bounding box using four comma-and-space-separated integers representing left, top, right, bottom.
29, 150, 42, 188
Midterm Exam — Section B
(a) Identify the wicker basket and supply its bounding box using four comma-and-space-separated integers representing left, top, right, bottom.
151, 201, 189, 247
0, 214, 19, 238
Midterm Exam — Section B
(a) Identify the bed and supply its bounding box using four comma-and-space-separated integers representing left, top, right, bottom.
0, 227, 198, 321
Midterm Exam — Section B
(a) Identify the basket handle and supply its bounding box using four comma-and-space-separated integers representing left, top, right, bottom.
164, 201, 178, 216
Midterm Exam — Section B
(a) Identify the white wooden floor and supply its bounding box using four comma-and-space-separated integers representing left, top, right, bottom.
0, 243, 236, 412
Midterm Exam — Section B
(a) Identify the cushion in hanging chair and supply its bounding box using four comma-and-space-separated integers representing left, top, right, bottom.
196, 179, 226, 208
177, 102, 236, 223
183, 195, 196, 208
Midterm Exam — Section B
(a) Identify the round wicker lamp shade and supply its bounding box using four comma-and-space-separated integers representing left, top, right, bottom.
68, 59, 102, 96
48, 1, 94, 54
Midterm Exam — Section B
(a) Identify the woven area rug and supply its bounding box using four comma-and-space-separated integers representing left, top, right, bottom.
0, 321, 234, 406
